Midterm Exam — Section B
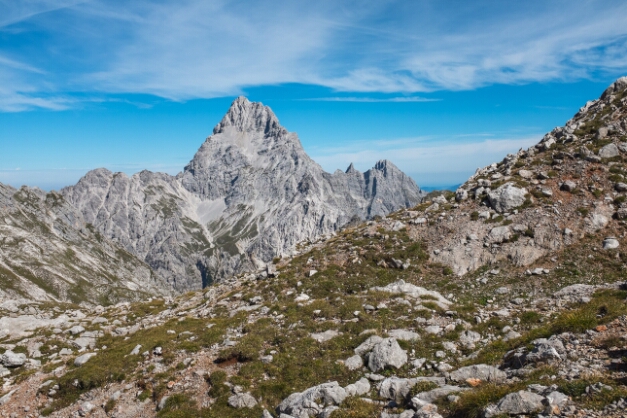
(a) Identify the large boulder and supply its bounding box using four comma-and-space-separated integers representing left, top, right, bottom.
378, 377, 418, 403
370, 280, 451, 308
553, 284, 595, 303
448, 364, 506, 384
525, 338, 565, 364
484, 390, 544, 417
378, 377, 444, 403
488, 183, 528, 213
599, 143, 620, 159
368, 338, 408, 372
504, 336, 565, 368
413, 385, 466, 404
277, 382, 347, 418
1, 350, 26, 368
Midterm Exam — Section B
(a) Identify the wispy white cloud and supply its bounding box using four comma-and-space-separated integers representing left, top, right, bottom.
300, 96, 439, 103
310, 134, 541, 187
0, 0, 86, 27
1, 0, 627, 109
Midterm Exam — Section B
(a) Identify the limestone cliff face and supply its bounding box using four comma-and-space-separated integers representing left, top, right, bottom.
0, 183, 168, 303
62, 97, 425, 291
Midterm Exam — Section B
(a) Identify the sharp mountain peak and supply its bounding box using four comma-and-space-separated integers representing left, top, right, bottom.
212, 96, 284, 136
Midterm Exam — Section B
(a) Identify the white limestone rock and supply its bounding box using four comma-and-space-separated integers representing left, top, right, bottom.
367, 338, 408, 372
488, 183, 528, 213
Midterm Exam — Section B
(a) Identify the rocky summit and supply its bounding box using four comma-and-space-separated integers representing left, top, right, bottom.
3, 78, 627, 418
60, 97, 424, 293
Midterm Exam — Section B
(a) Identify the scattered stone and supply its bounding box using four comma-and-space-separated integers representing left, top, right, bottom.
388, 329, 421, 341
59, 348, 73, 356
518, 169, 533, 179
615, 182, 627, 192
310, 330, 340, 343
228, 392, 258, 409
560, 180, 577, 192
458, 330, 481, 346
294, 293, 311, 303
74, 352, 97, 367
68, 325, 85, 335
424, 325, 442, 335
343, 378, 370, 397
414, 385, 466, 404
344, 355, 363, 371
603, 237, 620, 249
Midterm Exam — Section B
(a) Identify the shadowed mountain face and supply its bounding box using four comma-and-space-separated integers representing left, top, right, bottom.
61, 97, 425, 292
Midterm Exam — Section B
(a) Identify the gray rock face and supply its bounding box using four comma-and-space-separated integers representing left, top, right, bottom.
368, 337, 408, 372
277, 381, 347, 418
488, 183, 527, 213
484, 390, 544, 417
62, 97, 424, 292
0, 184, 168, 304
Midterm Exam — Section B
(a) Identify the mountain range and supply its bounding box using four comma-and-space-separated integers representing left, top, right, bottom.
0, 97, 424, 303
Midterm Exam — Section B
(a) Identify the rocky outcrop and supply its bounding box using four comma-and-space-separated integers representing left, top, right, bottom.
62, 97, 424, 292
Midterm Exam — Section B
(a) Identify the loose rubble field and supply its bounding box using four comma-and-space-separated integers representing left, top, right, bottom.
2, 78, 627, 418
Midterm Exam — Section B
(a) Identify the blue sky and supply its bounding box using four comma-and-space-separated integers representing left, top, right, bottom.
1, 1, 627, 190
